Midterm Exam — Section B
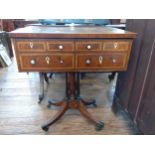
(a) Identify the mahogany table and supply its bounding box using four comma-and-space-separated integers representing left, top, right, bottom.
9, 25, 136, 131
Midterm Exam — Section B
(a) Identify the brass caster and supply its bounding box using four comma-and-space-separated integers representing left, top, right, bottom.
95, 121, 104, 131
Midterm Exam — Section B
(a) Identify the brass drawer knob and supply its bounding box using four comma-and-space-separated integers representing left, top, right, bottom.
86, 59, 91, 64
58, 45, 64, 50
99, 56, 103, 64
29, 42, 34, 49
45, 56, 50, 64
30, 59, 36, 65
87, 45, 92, 50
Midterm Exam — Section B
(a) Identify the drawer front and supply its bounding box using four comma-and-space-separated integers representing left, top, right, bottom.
76, 53, 128, 70
103, 40, 131, 52
75, 40, 102, 51
19, 54, 74, 71
16, 40, 46, 52
47, 40, 74, 51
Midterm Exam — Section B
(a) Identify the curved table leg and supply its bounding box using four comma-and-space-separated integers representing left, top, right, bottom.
42, 102, 68, 132
47, 99, 66, 108
81, 98, 97, 107
78, 101, 104, 131
42, 72, 104, 132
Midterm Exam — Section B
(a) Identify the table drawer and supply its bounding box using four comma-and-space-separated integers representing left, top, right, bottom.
103, 40, 131, 52
47, 40, 74, 52
19, 53, 74, 71
76, 53, 128, 70
75, 40, 102, 51
15, 40, 46, 52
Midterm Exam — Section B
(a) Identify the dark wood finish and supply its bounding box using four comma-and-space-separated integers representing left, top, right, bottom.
12, 39, 132, 72
47, 40, 74, 52
13, 19, 39, 29
76, 53, 128, 71
42, 102, 69, 131
0, 19, 3, 30
75, 40, 102, 51
102, 40, 132, 52
9, 26, 136, 39
13, 19, 25, 29
42, 72, 103, 131
136, 41, 155, 134
127, 20, 155, 119
2, 19, 14, 32
113, 19, 155, 134
113, 20, 146, 111
19, 53, 74, 71
9, 26, 136, 131
15, 39, 46, 52
1, 19, 42, 57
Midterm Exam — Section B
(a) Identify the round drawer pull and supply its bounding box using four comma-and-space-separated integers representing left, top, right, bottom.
112, 58, 116, 63
86, 59, 91, 64
29, 42, 33, 49
60, 60, 64, 64
45, 56, 50, 64
58, 45, 64, 50
87, 45, 92, 50
30, 59, 36, 65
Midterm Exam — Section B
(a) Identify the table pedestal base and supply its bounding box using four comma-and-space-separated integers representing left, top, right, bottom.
41, 72, 104, 132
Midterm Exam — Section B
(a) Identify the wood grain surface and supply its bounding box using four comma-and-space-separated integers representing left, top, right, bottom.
0, 59, 137, 134
9, 26, 136, 38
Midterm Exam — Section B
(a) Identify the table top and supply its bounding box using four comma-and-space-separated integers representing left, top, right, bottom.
105, 24, 126, 29
9, 26, 136, 39
106, 24, 126, 27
